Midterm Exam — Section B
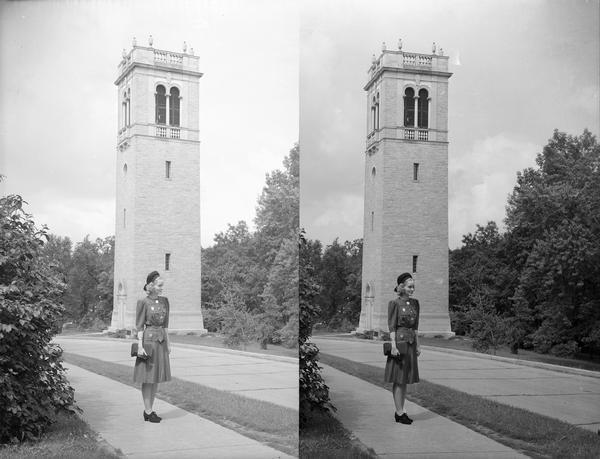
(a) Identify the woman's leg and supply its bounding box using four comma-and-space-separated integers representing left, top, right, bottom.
150, 383, 158, 408
141, 383, 153, 413
392, 383, 407, 414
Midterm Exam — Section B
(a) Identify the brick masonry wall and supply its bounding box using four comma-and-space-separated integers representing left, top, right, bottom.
111, 56, 205, 332
360, 61, 453, 335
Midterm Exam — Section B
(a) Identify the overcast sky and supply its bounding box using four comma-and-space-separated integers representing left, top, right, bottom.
0, 0, 298, 248
300, 0, 600, 248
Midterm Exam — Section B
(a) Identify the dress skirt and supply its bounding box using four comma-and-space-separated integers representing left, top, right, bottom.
133, 333, 171, 384
384, 341, 419, 385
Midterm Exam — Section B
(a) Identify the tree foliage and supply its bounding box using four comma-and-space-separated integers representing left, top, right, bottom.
201, 144, 299, 348
41, 234, 114, 329
0, 193, 77, 443
301, 238, 363, 330
450, 130, 600, 356
299, 231, 334, 426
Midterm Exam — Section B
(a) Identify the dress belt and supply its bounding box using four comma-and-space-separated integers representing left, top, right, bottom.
395, 327, 416, 344
144, 325, 166, 343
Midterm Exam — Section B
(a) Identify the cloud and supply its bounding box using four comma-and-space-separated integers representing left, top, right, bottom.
301, 192, 363, 243
570, 85, 600, 119
449, 134, 539, 248
31, 194, 115, 244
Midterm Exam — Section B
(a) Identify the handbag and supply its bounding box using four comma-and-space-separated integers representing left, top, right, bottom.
383, 341, 407, 357
131, 342, 151, 361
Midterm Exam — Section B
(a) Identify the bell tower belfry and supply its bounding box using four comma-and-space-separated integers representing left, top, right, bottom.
357, 41, 454, 336
110, 38, 206, 333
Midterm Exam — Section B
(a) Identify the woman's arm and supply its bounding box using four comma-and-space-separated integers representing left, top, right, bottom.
135, 299, 146, 355
415, 299, 421, 356
164, 298, 171, 354
388, 300, 398, 355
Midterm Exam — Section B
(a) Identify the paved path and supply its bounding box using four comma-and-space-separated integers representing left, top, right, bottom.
312, 336, 600, 433
65, 363, 294, 458
56, 336, 298, 410
322, 364, 528, 458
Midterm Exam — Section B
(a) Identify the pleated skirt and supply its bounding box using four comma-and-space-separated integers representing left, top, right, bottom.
133, 339, 171, 384
384, 341, 419, 385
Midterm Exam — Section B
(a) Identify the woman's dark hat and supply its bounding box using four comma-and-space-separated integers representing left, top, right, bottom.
394, 272, 412, 292
143, 271, 160, 291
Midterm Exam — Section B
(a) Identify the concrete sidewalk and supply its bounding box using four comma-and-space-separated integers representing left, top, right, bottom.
312, 336, 600, 433
56, 336, 298, 410
322, 364, 528, 458
65, 363, 294, 458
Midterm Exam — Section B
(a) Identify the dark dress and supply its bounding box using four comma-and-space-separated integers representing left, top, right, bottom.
133, 296, 172, 384
384, 296, 420, 385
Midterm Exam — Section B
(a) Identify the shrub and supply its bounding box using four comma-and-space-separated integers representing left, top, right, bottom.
217, 290, 257, 350
467, 305, 507, 354
0, 193, 77, 443
202, 307, 222, 333
550, 340, 580, 357
299, 232, 334, 426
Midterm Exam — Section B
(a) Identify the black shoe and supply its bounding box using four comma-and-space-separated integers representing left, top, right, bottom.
395, 412, 412, 424
147, 411, 161, 423
151, 411, 162, 421
143, 411, 150, 421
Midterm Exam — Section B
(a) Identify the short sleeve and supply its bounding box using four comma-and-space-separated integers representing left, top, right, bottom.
387, 300, 398, 333
414, 299, 420, 330
163, 297, 170, 328
135, 299, 146, 331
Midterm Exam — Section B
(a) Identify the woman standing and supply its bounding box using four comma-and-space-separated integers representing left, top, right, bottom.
134, 271, 171, 423
385, 272, 421, 424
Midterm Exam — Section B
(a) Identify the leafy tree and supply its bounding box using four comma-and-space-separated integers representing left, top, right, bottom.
41, 234, 73, 277
313, 238, 363, 329
254, 144, 299, 267
201, 144, 300, 348
259, 237, 299, 348
318, 239, 349, 323
449, 222, 517, 341
299, 231, 334, 426
0, 193, 77, 443
63, 236, 114, 327
505, 129, 600, 355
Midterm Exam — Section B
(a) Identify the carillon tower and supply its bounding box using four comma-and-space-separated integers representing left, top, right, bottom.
110, 37, 206, 333
358, 40, 453, 336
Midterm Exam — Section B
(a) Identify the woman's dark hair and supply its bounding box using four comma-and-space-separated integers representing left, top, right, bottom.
143, 270, 160, 291
394, 272, 412, 292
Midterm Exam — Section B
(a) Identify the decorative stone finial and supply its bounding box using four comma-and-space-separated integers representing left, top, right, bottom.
132, 36, 137, 47
190, 48, 194, 55
398, 38, 403, 50
122, 48, 127, 58
148, 35, 153, 47
381, 41, 386, 52
432, 42, 436, 54
439, 47, 444, 56
183, 41, 187, 53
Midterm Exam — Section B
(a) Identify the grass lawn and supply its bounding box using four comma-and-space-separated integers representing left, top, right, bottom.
167, 332, 298, 359
319, 352, 600, 459
0, 411, 121, 459
63, 353, 298, 457
61, 330, 298, 359
315, 331, 600, 372
300, 410, 376, 459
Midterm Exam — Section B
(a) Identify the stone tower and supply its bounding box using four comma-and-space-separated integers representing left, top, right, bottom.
357, 41, 453, 336
110, 39, 206, 333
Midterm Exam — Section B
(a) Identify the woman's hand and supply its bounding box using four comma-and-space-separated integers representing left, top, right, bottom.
416, 346, 421, 357
137, 342, 147, 356
390, 344, 399, 356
